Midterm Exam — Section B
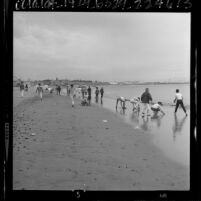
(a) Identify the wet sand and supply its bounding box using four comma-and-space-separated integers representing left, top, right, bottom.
13, 89, 189, 190
99, 97, 190, 167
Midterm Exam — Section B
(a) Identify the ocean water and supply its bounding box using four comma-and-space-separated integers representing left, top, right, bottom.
13, 84, 191, 168
93, 84, 190, 168
103, 84, 190, 106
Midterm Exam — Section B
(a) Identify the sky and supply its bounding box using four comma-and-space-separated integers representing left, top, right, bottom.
14, 12, 190, 82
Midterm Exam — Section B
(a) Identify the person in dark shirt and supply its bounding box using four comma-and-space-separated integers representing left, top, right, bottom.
141, 88, 152, 117
100, 87, 104, 100
25, 84, 28, 92
69, 84, 75, 107
95, 87, 99, 103
55, 85, 58, 95
81, 87, 85, 99
66, 84, 70, 96
116, 96, 129, 110
57, 85, 61, 95
87, 86, 91, 105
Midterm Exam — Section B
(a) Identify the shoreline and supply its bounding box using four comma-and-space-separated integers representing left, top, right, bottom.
13, 91, 189, 190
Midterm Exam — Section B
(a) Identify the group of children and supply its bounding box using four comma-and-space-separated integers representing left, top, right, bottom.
80, 86, 104, 106
66, 85, 104, 107
116, 88, 187, 117
20, 83, 188, 117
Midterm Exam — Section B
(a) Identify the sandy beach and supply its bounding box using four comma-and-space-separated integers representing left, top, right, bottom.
13, 88, 189, 190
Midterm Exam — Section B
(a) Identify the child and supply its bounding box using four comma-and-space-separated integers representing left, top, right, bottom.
116, 96, 129, 110
36, 83, 43, 101
95, 87, 99, 103
57, 85, 61, 95
130, 97, 141, 112
141, 88, 153, 117
174, 89, 187, 116
81, 96, 89, 106
70, 84, 75, 107
151, 102, 165, 116
25, 84, 28, 92
87, 86, 91, 105
19, 82, 25, 97
100, 87, 104, 99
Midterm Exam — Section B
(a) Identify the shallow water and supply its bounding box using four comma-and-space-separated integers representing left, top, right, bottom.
13, 85, 190, 167
93, 84, 190, 168
104, 84, 190, 106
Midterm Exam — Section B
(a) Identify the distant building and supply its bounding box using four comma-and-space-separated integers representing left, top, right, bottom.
109, 81, 118, 85
42, 79, 52, 86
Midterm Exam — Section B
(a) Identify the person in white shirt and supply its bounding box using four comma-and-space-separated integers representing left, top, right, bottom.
129, 97, 141, 112
151, 102, 165, 115
174, 89, 187, 116
69, 84, 75, 107
116, 96, 129, 110
19, 82, 25, 97
36, 83, 43, 101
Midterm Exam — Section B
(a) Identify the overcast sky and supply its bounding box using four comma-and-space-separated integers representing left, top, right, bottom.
14, 12, 190, 82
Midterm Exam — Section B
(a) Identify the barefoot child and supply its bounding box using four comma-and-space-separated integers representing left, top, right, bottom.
151, 102, 165, 116
116, 97, 129, 110
36, 83, 43, 101
70, 84, 75, 107
174, 89, 187, 116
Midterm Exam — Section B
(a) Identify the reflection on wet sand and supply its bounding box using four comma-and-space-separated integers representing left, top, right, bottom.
100, 98, 189, 166
141, 116, 150, 131
172, 114, 187, 141
151, 113, 165, 128
119, 108, 126, 115
130, 111, 139, 124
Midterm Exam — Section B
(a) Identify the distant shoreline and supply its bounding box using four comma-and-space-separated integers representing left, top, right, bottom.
108, 82, 190, 86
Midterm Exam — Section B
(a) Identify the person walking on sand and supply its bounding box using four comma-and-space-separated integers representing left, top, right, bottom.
70, 84, 75, 107
19, 82, 25, 97
81, 87, 85, 99
25, 84, 28, 92
36, 83, 43, 101
100, 87, 104, 100
141, 88, 153, 117
174, 89, 187, 116
57, 85, 61, 95
55, 85, 58, 95
87, 86, 91, 105
95, 87, 99, 103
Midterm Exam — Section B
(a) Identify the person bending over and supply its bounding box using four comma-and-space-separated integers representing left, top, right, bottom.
36, 83, 43, 101
116, 96, 129, 110
151, 102, 165, 116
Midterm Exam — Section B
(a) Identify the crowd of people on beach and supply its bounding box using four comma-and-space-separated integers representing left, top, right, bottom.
18, 81, 188, 117
115, 87, 188, 117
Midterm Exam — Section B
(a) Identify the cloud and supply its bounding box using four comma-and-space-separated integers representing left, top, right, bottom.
13, 12, 190, 81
